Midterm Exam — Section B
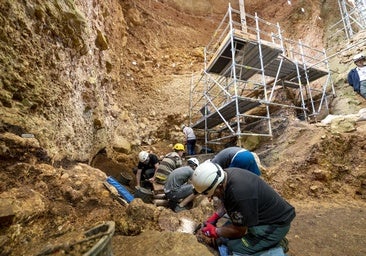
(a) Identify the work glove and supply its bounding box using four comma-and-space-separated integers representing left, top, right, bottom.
202, 223, 219, 238
205, 212, 220, 226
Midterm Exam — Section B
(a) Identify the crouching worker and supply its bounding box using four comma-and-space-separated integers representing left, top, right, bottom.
192, 161, 295, 255
134, 151, 159, 189
164, 158, 199, 213
211, 146, 264, 176
152, 143, 185, 184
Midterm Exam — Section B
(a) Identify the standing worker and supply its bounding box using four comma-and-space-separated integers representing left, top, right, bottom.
164, 157, 200, 212
182, 124, 196, 155
211, 146, 263, 176
347, 53, 366, 99
135, 151, 159, 189
192, 161, 295, 255
152, 143, 185, 184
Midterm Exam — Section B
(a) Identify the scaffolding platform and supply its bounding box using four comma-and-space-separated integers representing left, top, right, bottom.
268, 57, 329, 86
207, 29, 328, 84
207, 30, 282, 80
192, 97, 260, 129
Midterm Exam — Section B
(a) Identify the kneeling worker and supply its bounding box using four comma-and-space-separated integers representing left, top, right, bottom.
164, 158, 199, 212
152, 143, 185, 184
211, 146, 264, 176
192, 161, 295, 255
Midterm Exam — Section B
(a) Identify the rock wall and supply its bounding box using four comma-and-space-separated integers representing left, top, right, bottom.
0, 0, 215, 163
0, 0, 348, 165
0, 0, 130, 162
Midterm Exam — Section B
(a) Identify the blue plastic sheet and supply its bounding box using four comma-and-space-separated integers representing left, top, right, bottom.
106, 176, 134, 203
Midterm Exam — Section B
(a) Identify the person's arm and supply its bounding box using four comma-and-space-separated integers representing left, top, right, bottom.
347, 70, 359, 92
176, 158, 183, 168
216, 205, 226, 217
205, 205, 226, 225
147, 163, 159, 183
183, 128, 188, 144
216, 223, 247, 239
149, 167, 158, 182
202, 222, 247, 239
347, 70, 354, 86
135, 169, 142, 188
154, 162, 159, 172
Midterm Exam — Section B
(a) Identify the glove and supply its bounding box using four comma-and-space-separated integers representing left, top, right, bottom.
205, 212, 220, 225
202, 223, 219, 238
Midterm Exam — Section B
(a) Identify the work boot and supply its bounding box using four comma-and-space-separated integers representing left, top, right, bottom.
174, 205, 187, 213
279, 237, 289, 253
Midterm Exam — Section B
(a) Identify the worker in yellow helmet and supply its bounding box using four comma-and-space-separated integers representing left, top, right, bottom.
151, 143, 185, 184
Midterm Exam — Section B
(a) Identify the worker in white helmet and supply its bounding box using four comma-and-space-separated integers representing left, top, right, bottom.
192, 161, 295, 255
347, 53, 366, 99
164, 157, 200, 212
135, 151, 159, 189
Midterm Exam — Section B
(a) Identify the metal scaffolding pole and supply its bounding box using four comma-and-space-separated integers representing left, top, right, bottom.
188, 0, 333, 147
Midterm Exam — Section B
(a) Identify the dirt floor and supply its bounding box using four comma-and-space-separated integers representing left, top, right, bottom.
288, 200, 366, 256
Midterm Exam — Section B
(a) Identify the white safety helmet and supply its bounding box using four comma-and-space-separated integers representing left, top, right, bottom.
192, 160, 225, 197
138, 151, 149, 162
353, 53, 365, 62
187, 157, 199, 167
181, 124, 186, 130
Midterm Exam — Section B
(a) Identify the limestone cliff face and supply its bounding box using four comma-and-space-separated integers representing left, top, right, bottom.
0, 0, 130, 162
0, 0, 217, 163
0, 0, 344, 163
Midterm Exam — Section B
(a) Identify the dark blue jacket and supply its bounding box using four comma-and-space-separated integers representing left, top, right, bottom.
347, 68, 360, 93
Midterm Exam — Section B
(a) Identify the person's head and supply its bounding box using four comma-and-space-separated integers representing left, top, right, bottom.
181, 124, 186, 130
138, 151, 149, 163
173, 143, 185, 155
187, 157, 199, 170
191, 160, 225, 197
353, 53, 365, 67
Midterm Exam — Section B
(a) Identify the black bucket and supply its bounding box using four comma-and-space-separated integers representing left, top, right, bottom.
134, 187, 153, 204
84, 221, 115, 256
36, 221, 115, 256
119, 172, 133, 186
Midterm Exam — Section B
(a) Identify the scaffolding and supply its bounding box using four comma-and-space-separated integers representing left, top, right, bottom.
327, 0, 366, 48
189, 3, 335, 147
338, 0, 366, 39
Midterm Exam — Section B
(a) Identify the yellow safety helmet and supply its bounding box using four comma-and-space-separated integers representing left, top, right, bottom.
173, 143, 185, 151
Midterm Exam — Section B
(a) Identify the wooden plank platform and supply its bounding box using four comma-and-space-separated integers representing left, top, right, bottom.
206, 29, 328, 84
265, 57, 329, 87
192, 97, 260, 129
206, 30, 283, 80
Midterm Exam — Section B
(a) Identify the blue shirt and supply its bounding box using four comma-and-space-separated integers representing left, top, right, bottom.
348, 68, 361, 93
